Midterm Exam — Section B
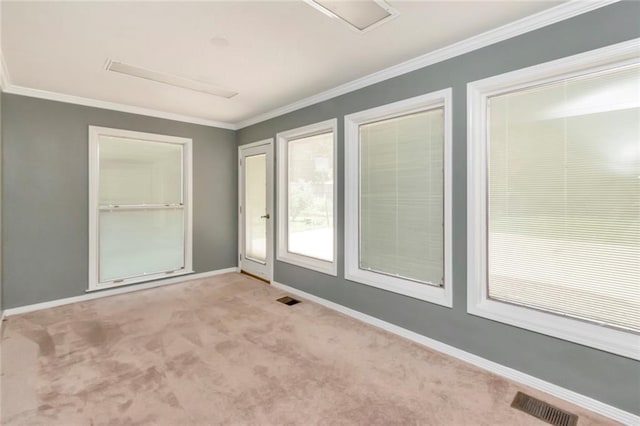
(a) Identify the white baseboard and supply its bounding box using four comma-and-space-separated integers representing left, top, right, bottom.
3, 267, 239, 317
271, 280, 639, 425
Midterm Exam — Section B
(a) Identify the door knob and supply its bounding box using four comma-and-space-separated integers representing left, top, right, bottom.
261, 214, 270, 219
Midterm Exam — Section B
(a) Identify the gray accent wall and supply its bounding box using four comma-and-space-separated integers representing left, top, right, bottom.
2, 94, 238, 309
237, 2, 640, 415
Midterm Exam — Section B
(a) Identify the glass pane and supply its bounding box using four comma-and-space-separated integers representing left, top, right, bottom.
487, 65, 640, 331
99, 136, 183, 205
360, 108, 445, 285
287, 132, 334, 261
99, 209, 184, 282
245, 154, 267, 263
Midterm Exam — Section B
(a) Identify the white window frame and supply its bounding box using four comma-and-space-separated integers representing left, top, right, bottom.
467, 39, 640, 360
88, 126, 193, 291
344, 89, 453, 307
276, 119, 338, 276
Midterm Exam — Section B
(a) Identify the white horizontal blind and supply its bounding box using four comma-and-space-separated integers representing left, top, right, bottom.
98, 136, 185, 283
287, 132, 334, 261
360, 108, 444, 285
487, 65, 640, 332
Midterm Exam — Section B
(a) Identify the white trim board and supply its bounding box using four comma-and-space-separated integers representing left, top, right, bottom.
235, 0, 619, 129
276, 118, 338, 277
343, 89, 453, 307
2, 267, 239, 317
87, 125, 194, 292
270, 280, 640, 425
465, 38, 640, 361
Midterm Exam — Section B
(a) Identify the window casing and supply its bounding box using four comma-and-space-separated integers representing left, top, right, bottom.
89, 126, 193, 291
467, 39, 640, 360
345, 89, 452, 307
276, 119, 338, 276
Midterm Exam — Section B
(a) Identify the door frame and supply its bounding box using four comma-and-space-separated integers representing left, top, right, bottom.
238, 138, 274, 282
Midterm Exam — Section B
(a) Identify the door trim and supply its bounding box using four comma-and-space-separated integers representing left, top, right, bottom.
238, 139, 274, 282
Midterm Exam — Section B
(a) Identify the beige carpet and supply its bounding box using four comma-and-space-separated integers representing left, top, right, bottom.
1, 273, 616, 425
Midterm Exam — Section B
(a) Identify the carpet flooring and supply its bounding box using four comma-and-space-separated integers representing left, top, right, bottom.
1, 273, 616, 425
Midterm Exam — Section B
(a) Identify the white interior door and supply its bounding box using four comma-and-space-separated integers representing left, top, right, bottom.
239, 139, 273, 281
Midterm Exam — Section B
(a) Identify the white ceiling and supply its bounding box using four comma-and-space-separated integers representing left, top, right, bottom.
2, 1, 565, 127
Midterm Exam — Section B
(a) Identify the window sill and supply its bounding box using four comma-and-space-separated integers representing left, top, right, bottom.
345, 266, 452, 308
467, 297, 640, 360
277, 252, 337, 276
87, 269, 194, 292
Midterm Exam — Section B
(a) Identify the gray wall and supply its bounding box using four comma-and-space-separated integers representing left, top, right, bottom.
237, 2, 640, 415
2, 94, 238, 309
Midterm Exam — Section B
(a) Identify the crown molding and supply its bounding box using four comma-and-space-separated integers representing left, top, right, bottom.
0, 0, 619, 130
2, 84, 238, 129
235, 0, 620, 129
0, 46, 238, 129
0, 46, 236, 129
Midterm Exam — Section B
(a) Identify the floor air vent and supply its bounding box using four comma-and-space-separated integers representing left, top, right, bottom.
277, 296, 301, 306
511, 392, 578, 426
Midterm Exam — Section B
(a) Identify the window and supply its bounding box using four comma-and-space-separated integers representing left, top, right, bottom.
467, 39, 640, 359
89, 126, 192, 290
276, 119, 337, 275
345, 90, 452, 306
